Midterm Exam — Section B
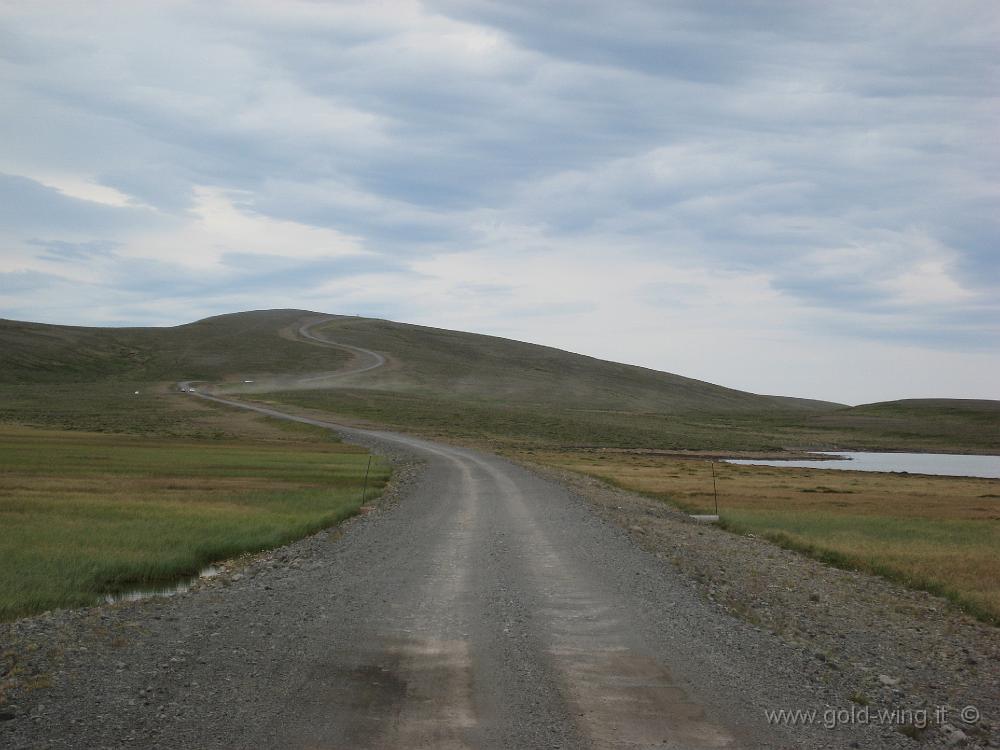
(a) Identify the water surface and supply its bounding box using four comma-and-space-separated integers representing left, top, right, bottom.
103, 565, 222, 604
724, 452, 1000, 479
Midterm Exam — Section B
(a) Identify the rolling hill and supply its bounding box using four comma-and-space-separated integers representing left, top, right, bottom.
1, 309, 996, 452
293, 316, 843, 414
0, 310, 349, 384
0, 310, 837, 412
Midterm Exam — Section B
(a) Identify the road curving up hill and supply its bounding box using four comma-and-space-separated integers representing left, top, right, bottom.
2, 390, 928, 749
2, 312, 998, 748
5, 309, 997, 453
294, 315, 843, 413
0, 309, 839, 411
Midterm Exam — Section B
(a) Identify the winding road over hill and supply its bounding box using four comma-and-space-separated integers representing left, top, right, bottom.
143, 322, 853, 749
296, 320, 387, 382
4, 320, 919, 749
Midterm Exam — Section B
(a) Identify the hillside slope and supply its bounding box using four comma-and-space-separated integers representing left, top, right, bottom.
1, 310, 839, 413
3, 310, 996, 451
0, 310, 349, 384
804, 398, 1000, 452
303, 317, 841, 414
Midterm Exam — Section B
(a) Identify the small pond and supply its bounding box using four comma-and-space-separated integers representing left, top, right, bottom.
103, 565, 222, 604
723, 452, 1000, 479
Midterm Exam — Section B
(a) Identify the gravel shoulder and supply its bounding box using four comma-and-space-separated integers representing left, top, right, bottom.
525, 461, 1000, 748
0, 437, 424, 749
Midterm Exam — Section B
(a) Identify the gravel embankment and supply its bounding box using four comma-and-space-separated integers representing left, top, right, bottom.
528, 462, 1000, 748
0, 446, 423, 748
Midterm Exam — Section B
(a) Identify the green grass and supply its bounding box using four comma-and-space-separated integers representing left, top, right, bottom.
805, 399, 1000, 453
304, 317, 841, 413
0, 425, 390, 621
256, 386, 1000, 454
0, 309, 350, 384
0, 381, 354, 441
0, 382, 218, 436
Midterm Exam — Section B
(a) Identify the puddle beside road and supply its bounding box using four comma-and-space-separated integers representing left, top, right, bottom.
103, 564, 222, 604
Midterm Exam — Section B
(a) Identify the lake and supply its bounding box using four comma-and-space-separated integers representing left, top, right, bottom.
724, 452, 1000, 479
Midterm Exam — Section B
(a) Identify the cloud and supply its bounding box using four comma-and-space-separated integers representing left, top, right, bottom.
0, 173, 160, 233
0, 1, 997, 401
27, 238, 119, 263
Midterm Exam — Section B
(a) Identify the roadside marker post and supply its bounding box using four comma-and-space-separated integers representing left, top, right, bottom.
361, 455, 372, 505
712, 461, 719, 515
691, 461, 721, 523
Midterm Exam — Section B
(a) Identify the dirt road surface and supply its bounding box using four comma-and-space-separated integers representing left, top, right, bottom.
5, 395, 922, 749
2, 323, 923, 749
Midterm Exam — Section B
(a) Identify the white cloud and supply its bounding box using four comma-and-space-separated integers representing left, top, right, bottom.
129, 187, 367, 268
28, 175, 136, 208
2, 183, 368, 276
0, 0, 997, 401
882, 259, 973, 307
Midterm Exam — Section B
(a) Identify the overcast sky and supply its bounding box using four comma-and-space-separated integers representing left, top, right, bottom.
2, 1, 997, 404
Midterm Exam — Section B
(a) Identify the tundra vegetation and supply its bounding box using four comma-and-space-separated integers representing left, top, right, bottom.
0, 421, 388, 621
1, 310, 997, 623
530, 451, 1000, 624
258, 318, 999, 454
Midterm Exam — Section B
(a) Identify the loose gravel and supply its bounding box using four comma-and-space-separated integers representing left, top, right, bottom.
529, 462, 1000, 749
1, 427, 996, 749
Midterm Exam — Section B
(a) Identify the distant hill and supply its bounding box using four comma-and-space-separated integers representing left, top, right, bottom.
4, 310, 996, 452
803, 398, 1000, 453
304, 316, 843, 414
0, 310, 839, 412
0, 310, 350, 384
848, 399, 1000, 417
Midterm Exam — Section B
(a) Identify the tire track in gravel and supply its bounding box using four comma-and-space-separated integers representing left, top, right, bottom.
4, 319, 917, 749
158, 319, 909, 748
170, 385, 808, 748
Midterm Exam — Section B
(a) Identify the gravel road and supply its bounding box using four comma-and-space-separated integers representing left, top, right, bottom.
296, 320, 386, 382
4, 324, 989, 748
3, 398, 935, 749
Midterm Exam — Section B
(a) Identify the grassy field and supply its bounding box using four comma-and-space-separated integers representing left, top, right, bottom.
0, 379, 347, 440
532, 450, 1000, 623
259, 387, 1000, 454
0, 383, 227, 437
3, 309, 997, 625
0, 425, 389, 621
808, 398, 1000, 453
